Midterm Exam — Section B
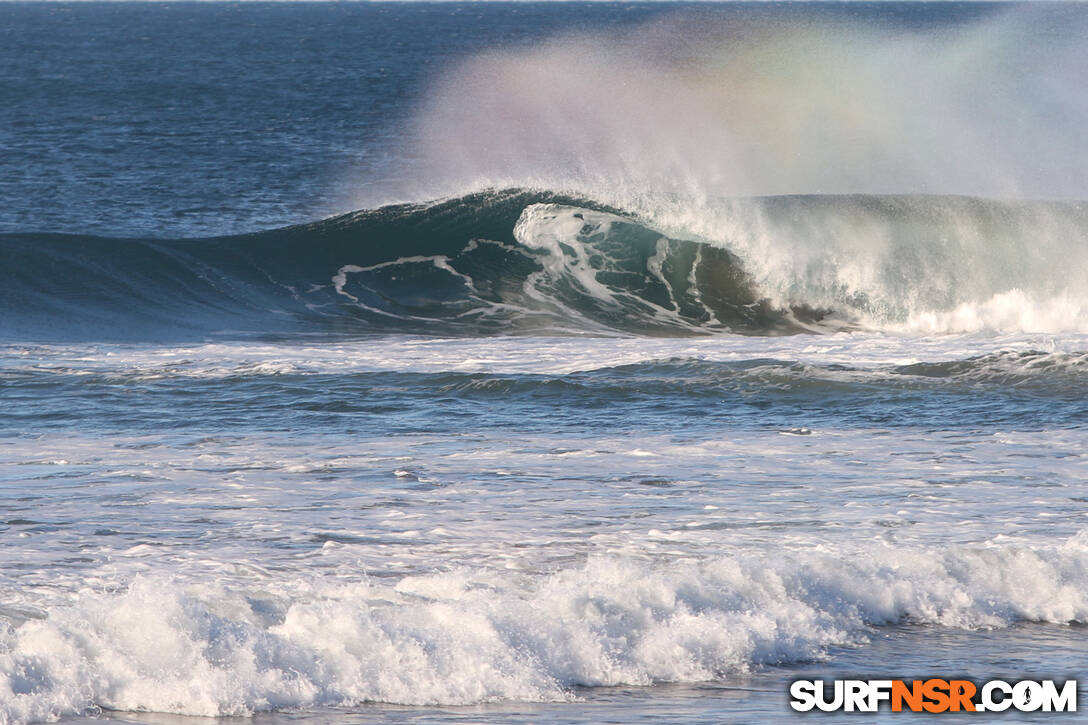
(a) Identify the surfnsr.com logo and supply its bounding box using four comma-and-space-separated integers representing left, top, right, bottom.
790, 679, 1078, 713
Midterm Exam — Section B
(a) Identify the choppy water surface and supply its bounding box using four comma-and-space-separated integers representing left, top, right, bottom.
3, 335, 1087, 723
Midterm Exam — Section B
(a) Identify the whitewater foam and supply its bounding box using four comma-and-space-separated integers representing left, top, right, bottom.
897, 289, 1088, 335
4, 537, 1088, 723
3, 332, 1086, 381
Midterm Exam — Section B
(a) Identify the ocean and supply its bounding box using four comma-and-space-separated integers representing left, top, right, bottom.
2, 2, 1087, 723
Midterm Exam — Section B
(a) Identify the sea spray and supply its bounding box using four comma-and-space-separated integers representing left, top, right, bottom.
404, 8, 1088, 202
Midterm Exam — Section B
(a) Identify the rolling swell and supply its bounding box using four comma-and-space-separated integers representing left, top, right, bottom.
0, 189, 816, 341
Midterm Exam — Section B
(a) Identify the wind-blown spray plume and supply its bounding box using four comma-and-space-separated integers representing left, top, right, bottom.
407, 8, 1088, 201
375, 8, 1088, 334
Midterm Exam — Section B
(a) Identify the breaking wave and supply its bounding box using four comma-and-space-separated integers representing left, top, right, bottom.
2, 189, 1088, 341
4, 536, 1088, 722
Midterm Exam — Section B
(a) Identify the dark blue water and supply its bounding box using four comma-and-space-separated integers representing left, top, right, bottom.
2, 1, 660, 235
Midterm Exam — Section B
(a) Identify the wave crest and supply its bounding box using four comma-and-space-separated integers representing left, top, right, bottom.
3, 189, 1087, 340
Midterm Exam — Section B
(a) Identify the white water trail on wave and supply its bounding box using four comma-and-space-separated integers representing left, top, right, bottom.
381, 7, 1088, 334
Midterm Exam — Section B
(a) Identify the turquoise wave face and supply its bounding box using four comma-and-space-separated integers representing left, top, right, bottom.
0, 189, 810, 341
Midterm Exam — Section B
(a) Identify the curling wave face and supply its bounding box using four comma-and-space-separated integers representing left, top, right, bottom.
3, 189, 1088, 341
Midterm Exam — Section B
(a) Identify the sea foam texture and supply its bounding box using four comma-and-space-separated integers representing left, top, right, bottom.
4, 535, 1088, 723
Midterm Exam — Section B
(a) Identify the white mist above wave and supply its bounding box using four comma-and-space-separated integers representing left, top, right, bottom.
5, 536, 1088, 723
405, 8, 1088, 201
378, 8, 1088, 335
